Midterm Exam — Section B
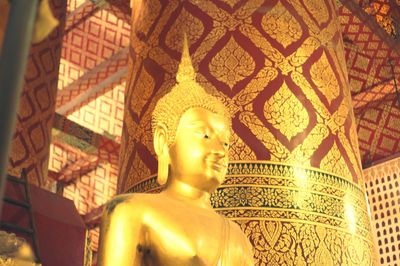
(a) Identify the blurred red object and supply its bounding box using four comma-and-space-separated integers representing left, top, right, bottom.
2, 178, 86, 266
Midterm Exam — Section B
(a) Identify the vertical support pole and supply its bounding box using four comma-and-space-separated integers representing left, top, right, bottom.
0, 0, 39, 216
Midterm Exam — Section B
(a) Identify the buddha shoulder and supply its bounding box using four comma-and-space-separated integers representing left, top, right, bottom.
227, 219, 247, 243
103, 193, 159, 220
226, 219, 254, 263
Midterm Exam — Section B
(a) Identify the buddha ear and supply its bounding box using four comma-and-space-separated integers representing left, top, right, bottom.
153, 123, 169, 156
154, 123, 169, 186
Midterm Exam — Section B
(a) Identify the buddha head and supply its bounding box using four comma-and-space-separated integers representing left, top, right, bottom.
152, 37, 231, 193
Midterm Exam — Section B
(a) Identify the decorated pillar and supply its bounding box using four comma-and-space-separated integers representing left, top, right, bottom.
119, 0, 377, 264
6, 0, 66, 187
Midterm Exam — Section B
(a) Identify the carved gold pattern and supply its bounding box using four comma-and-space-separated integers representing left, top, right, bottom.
219, 0, 241, 8
135, 0, 161, 36
261, 2, 303, 48
320, 142, 353, 181
349, 121, 361, 162
229, 132, 256, 161
238, 220, 372, 266
165, 8, 204, 53
287, 122, 329, 166
310, 52, 340, 105
264, 81, 309, 141
209, 37, 255, 89
289, 72, 358, 176
240, 111, 289, 161
130, 67, 155, 115
125, 152, 151, 189
338, 130, 363, 184
231, 59, 278, 108
302, 0, 330, 27
328, 44, 348, 93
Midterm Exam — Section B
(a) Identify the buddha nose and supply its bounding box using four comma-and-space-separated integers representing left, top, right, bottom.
210, 139, 227, 158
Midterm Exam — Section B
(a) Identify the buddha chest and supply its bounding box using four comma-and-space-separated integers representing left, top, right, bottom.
136, 195, 232, 265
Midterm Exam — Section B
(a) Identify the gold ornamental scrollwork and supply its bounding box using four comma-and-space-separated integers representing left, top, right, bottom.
219, 0, 241, 9
310, 51, 341, 105
165, 7, 205, 53
261, 1, 303, 48
239, 111, 290, 161
320, 141, 353, 181
263, 81, 310, 141
131, 67, 156, 116
229, 132, 257, 161
209, 36, 256, 89
302, 0, 330, 27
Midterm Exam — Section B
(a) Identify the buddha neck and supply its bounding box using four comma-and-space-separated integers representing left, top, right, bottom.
163, 178, 213, 209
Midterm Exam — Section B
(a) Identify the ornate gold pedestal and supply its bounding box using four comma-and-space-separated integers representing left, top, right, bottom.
119, 0, 377, 264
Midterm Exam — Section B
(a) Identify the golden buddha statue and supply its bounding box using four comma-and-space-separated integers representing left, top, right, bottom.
0, 231, 37, 266
97, 38, 254, 266
32, 0, 59, 43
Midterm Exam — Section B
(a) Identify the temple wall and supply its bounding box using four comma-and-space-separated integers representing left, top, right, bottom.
119, 0, 377, 264
6, 0, 66, 187
364, 157, 400, 266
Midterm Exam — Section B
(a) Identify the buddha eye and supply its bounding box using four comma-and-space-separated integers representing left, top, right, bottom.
223, 142, 229, 147
204, 134, 209, 139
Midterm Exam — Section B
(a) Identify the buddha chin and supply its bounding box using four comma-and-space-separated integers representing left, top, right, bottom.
204, 160, 228, 189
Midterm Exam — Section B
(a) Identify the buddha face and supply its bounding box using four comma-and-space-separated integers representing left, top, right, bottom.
168, 107, 230, 193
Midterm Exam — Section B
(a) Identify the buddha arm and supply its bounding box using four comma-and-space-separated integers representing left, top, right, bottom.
231, 223, 254, 266
97, 196, 144, 266
242, 238, 254, 266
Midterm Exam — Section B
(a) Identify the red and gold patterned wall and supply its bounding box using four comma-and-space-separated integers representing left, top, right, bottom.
119, 0, 376, 264
0, 0, 9, 52
44, 0, 131, 253
6, 0, 67, 187
364, 157, 400, 266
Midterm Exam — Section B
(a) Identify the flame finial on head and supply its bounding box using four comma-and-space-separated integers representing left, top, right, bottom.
176, 34, 196, 84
